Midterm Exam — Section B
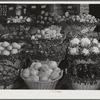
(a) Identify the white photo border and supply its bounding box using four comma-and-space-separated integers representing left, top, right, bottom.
0, 1, 100, 99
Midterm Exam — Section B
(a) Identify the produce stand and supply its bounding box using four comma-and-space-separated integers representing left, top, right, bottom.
0, 4, 99, 90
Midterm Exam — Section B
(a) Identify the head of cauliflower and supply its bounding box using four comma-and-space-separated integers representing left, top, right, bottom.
81, 37, 91, 47
91, 46, 100, 54
70, 38, 80, 46
69, 47, 79, 55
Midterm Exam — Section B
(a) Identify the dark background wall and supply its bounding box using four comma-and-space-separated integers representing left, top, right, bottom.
89, 4, 100, 32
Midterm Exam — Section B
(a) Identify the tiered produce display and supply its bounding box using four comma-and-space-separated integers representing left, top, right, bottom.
65, 13, 100, 90
0, 40, 25, 89
0, 5, 29, 89
0, 4, 100, 90
20, 5, 68, 89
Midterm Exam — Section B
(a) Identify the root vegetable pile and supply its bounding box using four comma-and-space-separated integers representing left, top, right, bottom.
22, 60, 61, 82
0, 41, 22, 56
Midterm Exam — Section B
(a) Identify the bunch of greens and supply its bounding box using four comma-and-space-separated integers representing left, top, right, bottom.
66, 61, 100, 85
27, 34, 67, 62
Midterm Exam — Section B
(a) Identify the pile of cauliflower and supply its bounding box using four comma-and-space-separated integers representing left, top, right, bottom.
68, 37, 100, 56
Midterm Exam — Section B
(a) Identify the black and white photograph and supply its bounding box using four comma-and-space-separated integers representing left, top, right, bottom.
0, 0, 100, 99
1, 1, 100, 97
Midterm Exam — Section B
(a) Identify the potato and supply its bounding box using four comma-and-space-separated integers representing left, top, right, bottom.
44, 17, 47, 21
37, 29, 41, 34
7, 45, 13, 51
11, 49, 18, 54
45, 12, 49, 16
0, 42, 3, 46
44, 28, 50, 32
30, 69, 38, 76
40, 76, 48, 82
26, 17, 31, 22
17, 44, 21, 49
11, 42, 19, 49
37, 35, 41, 38
41, 64, 49, 71
98, 43, 100, 48
41, 21, 44, 24
2, 41, 10, 47
40, 15, 43, 19
0, 67, 3, 71
32, 75, 39, 82
30, 62, 36, 69
31, 35, 35, 40
48, 17, 52, 22
41, 30, 45, 35
54, 68, 61, 73
19, 16, 23, 20
0, 47, 4, 51
46, 30, 52, 34
50, 71, 60, 80
27, 77, 32, 81
48, 79, 52, 82
41, 10, 45, 15
38, 71, 45, 78
3, 70, 7, 75
22, 68, 30, 78
49, 61, 58, 70
2, 50, 10, 56
34, 62, 42, 70
45, 68, 53, 76
38, 69, 49, 77
52, 30, 57, 34
0, 51, 2, 54
37, 20, 39, 23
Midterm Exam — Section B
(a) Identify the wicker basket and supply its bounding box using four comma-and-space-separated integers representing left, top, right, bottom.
0, 84, 14, 89
69, 24, 96, 33
0, 55, 22, 89
65, 69, 100, 90
71, 80, 100, 90
21, 70, 63, 89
